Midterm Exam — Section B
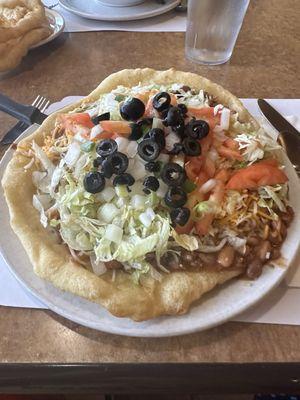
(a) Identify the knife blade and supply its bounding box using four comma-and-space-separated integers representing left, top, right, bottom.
258, 99, 300, 177
258, 99, 300, 136
0, 121, 29, 146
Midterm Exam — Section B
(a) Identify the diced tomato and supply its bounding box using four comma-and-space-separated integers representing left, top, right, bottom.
226, 159, 288, 190
98, 131, 115, 139
203, 157, 216, 178
188, 106, 215, 118
188, 107, 220, 129
170, 94, 178, 106
200, 131, 213, 154
214, 168, 231, 183
195, 213, 214, 236
217, 145, 243, 161
224, 138, 239, 150
100, 120, 131, 137
59, 113, 94, 128
185, 157, 205, 182
144, 97, 154, 118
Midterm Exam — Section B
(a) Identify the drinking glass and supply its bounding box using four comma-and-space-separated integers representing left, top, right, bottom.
185, 0, 250, 65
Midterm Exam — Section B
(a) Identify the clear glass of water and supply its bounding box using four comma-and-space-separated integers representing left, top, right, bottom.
185, 0, 250, 65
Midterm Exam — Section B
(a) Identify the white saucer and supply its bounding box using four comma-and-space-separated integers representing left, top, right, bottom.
30, 9, 65, 50
59, 0, 180, 22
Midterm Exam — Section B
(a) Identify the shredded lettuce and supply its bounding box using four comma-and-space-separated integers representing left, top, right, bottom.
172, 230, 199, 251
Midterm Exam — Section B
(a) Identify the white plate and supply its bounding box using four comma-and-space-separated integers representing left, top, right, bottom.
59, 0, 180, 22
30, 9, 65, 50
0, 125, 300, 337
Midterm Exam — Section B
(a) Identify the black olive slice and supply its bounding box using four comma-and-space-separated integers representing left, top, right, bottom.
120, 98, 145, 121
182, 137, 201, 156
143, 176, 160, 193
144, 128, 166, 149
84, 172, 105, 194
186, 119, 210, 140
170, 207, 191, 226
137, 139, 161, 162
152, 92, 171, 112
108, 152, 129, 175
113, 173, 135, 187
161, 162, 186, 187
164, 187, 187, 208
92, 112, 110, 125
96, 139, 118, 157
128, 123, 143, 141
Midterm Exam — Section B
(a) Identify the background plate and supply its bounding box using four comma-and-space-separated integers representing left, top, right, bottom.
30, 9, 65, 50
0, 125, 299, 337
59, 0, 180, 22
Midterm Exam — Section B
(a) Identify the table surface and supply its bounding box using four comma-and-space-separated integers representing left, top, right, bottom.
0, 0, 300, 375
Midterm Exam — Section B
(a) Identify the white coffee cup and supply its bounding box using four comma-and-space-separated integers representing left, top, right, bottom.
97, 0, 145, 6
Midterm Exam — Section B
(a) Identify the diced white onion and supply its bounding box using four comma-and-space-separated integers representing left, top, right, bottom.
199, 179, 217, 194
115, 137, 129, 153
139, 211, 153, 227
130, 159, 147, 181
156, 180, 168, 198
85, 106, 99, 118
97, 203, 119, 223
145, 207, 155, 220
126, 141, 138, 158
95, 186, 115, 203
214, 104, 223, 115
90, 125, 103, 140
74, 132, 87, 143
64, 141, 81, 167
220, 108, 231, 131
104, 224, 123, 244
152, 117, 164, 130
157, 153, 170, 164
131, 194, 147, 209
165, 131, 180, 151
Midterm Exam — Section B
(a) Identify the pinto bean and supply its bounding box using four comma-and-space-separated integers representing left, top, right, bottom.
268, 229, 281, 245
270, 247, 281, 260
197, 252, 217, 266
161, 252, 180, 270
281, 206, 294, 225
247, 257, 264, 279
247, 236, 260, 246
105, 260, 123, 270
217, 245, 235, 268
257, 240, 272, 261
234, 255, 247, 269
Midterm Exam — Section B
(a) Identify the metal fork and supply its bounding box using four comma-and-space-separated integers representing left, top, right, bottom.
0, 95, 50, 146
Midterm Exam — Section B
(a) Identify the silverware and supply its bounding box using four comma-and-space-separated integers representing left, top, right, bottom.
175, 0, 187, 12
258, 98, 300, 177
0, 93, 48, 126
0, 95, 50, 146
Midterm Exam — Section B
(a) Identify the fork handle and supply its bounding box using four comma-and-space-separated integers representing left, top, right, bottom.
0, 93, 37, 125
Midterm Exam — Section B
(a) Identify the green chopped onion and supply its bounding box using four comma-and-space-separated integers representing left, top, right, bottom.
183, 179, 197, 193
115, 94, 125, 102
81, 141, 95, 153
115, 185, 129, 198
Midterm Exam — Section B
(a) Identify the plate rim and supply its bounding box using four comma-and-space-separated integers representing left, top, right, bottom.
0, 123, 299, 337
30, 8, 65, 50
58, 0, 180, 22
